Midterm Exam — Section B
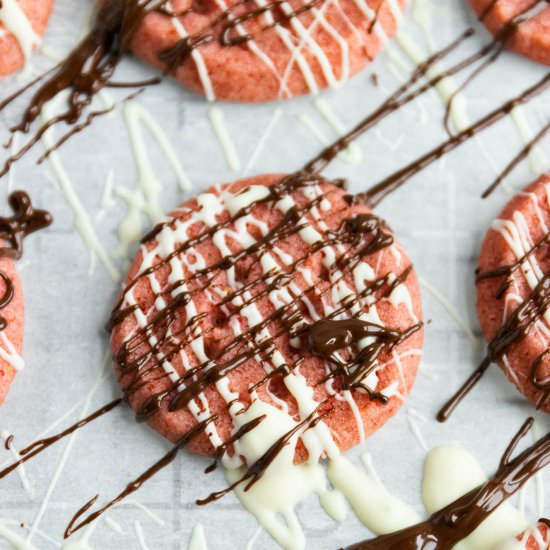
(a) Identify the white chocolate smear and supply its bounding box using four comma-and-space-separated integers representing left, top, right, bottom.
188, 523, 208, 550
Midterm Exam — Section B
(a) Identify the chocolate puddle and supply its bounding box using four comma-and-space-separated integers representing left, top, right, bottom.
0, 191, 52, 331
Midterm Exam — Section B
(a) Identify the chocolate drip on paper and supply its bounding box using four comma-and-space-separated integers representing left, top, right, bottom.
302, 28, 476, 174
442, 0, 550, 135
363, 73, 550, 207
302, 2, 549, 199
437, 357, 492, 422
482, 120, 550, 198
0, 0, 166, 176
0, 399, 122, 481
345, 417, 550, 550
3, 434, 13, 451
64, 414, 216, 539
65, 397, 325, 535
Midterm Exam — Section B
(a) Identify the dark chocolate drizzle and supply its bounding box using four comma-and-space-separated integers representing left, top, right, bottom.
0, 2, 546, 543
530, 350, 550, 409
302, 2, 550, 201
363, 73, 550, 207
3, 434, 13, 451
482, 120, 550, 198
64, 414, 216, 539
0, 191, 53, 261
0, 399, 122, 481
0, 271, 14, 332
345, 417, 550, 550
306, 318, 421, 402
0, 0, 546, 196
0, 0, 165, 175
0, 0, 322, 171
159, 0, 327, 71
197, 400, 331, 505
442, 0, 550, 136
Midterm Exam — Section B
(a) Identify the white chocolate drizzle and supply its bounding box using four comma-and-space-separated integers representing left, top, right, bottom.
0, 429, 31, 494
511, 106, 550, 177
41, 98, 121, 282
419, 277, 480, 347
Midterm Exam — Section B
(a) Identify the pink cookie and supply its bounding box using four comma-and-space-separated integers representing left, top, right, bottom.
515, 521, 550, 549
0, 258, 24, 405
477, 174, 550, 412
0, 0, 55, 77
131, 0, 407, 102
111, 173, 423, 462
468, 0, 550, 66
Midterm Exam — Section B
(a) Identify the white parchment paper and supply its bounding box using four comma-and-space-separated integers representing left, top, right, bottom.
0, 0, 549, 548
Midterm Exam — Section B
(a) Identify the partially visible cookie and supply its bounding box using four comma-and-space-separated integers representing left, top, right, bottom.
498, 521, 550, 550
0, 258, 24, 404
477, 174, 550, 412
110, 173, 423, 462
131, 0, 407, 102
0, 0, 55, 77
468, 0, 550, 66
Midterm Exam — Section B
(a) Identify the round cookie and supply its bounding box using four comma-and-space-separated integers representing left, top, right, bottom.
468, 0, 550, 66
110, 173, 423, 462
0, 0, 55, 77
477, 174, 550, 412
130, 0, 407, 102
0, 258, 24, 405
